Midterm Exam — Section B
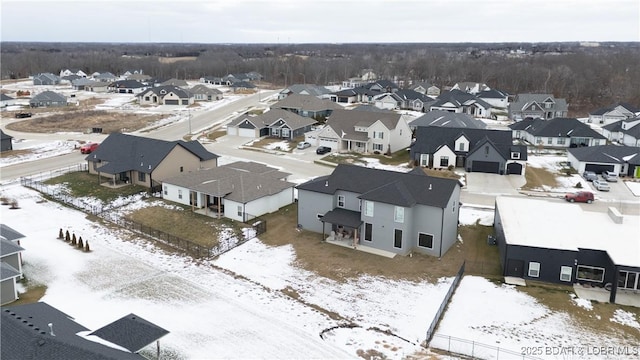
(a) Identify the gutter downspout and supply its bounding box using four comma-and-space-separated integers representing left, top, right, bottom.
439, 207, 444, 259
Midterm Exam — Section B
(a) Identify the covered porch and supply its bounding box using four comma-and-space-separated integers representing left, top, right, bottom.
95, 162, 132, 188
341, 133, 369, 153
191, 191, 225, 219
320, 208, 395, 258
573, 283, 640, 308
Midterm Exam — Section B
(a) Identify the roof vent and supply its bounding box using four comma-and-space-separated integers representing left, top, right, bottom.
429, 184, 432, 190
48, 323, 55, 336
325, 181, 329, 187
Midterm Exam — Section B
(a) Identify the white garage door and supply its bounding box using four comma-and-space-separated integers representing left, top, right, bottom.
238, 128, 257, 138
319, 138, 339, 149
227, 126, 238, 136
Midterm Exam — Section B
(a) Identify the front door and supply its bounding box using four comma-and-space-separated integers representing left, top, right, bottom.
506, 259, 524, 277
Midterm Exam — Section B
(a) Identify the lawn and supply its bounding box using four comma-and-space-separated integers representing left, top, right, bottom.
321, 149, 412, 167
521, 165, 559, 190
43, 171, 147, 202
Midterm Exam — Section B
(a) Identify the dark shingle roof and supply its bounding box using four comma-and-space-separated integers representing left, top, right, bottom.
273, 94, 342, 112
1, 94, 14, 101
1, 302, 145, 360
326, 108, 402, 139
138, 85, 191, 99
1, 261, 21, 280
411, 110, 487, 129
567, 145, 640, 165
0, 237, 24, 257
296, 164, 458, 208
0, 130, 13, 141
85, 133, 218, 174
89, 313, 169, 353
281, 84, 331, 97
430, 89, 492, 109
0, 224, 25, 242
30, 91, 66, 103
509, 118, 606, 139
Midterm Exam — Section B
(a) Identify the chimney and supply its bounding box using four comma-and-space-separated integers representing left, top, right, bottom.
48, 323, 55, 336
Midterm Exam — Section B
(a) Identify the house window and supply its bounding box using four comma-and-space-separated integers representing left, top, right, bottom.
515, 131, 521, 138
458, 142, 465, 151
364, 223, 372, 241
394, 229, 402, 249
418, 233, 434, 249
577, 265, 605, 282
420, 154, 429, 167
163, 186, 168, 195
511, 152, 520, 159
439, 156, 449, 167
178, 190, 182, 199
364, 200, 374, 217
560, 266, 573, 282
618, 271, 640, 290
138, 172, 146, 182
557, 137, 566, 145
528, 262, 540, 277
237, 205, 243, 217
547, 137, 553, 145
144, 96, 150, 101
358, 199, 362, 211
485, 145, 489, 155
394, 206, 404, 223
593, 139, 600, 146
337, 195, 345, 208
373, 143, 383, 152
399, 129, 402, 136
374, 131, 384, 139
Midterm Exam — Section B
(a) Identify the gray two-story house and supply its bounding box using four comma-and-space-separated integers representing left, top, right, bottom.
296, 165, 461, 257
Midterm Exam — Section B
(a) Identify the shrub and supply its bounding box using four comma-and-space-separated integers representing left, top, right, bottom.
71, 233, 77, 246
65, 230, 70, 242
58, 228, 64, 239
84, 241, 90, 252
575, 182, 583, 189
77, 237, 84, 249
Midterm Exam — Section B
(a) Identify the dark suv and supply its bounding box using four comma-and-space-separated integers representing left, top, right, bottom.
316, 146, 331, 155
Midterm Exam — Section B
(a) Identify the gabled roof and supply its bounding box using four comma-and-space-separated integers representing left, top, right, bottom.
160, 78, 188, 87
567, 145, 640, 165
0, 237, 24, 258
94, 72, 116, 79
411, 110, 487, 129
263, 108, 317, 130
509, 118, 605, 139
85, 133, 218, 175
138, 85, 191, 99
408, 81, 434, 90
430, 89, 492, 109
33, 73, 59, 81
30, 91, 66, 103
510, 93, 568, 112
0, 224, 25, 242
89, 314, 169, 353
325, 108, 403, 139
411, 126, 526, 161
1, 94, 14, 101
163, 161, 294, 203
110, 80, 146, 89
476, 89, 509, 99
1, 302, 148, 359
1, 261, 21, 280
273, 94, 342, 112
393, 89, 431, 102
189, 84, 222, 95
296, 164, 458, 208
367, 80, 399, 90
589, 102, 639, 116
281, 84, 331, 97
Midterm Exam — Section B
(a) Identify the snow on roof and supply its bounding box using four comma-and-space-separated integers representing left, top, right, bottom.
496, 196, 640, 267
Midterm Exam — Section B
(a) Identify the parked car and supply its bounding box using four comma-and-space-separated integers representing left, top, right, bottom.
582, 171, 598, 182
15, 112, 32, 118
601, 171, 619, 182
316, 146, 331, 155
296, 141, 311, 150
80, 142, 99, 154
592, 179, 610, 191
564, 191, 594, 204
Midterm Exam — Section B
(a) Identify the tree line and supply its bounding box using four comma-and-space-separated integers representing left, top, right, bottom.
2, 42, 639, 115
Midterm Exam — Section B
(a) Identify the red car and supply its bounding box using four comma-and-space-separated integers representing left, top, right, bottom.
564, 191, 594, 204
80, 143, 99, 154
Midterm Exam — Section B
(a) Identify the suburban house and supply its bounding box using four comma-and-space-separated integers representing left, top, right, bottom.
201, 76, 225, 85
429, 90, 493, 119
410, 127, 527, 175
508, 93, 568, 121
160, 78, 189, 87
0, 130, 13, 152
226, 109, 316, 140
60, 68, 87, 78
1, 302, 169, 359
1, 94, 16, 108
567, 145, 640, 178
312, 108, 412, 154
408, 82, 440, 97
451, 82, 490, 95
509, 117, 606, 148
71, 77, 97, 90
229, 81, 256, 92
601, 117, 640, 145
494, 196, 640, 307
32, 73, 60, 85
296, 164, 462, 257
272, 94, 342, 120
476, 89, 510, 112
277, 84, 332, 100
29, 91, 67, 108
587, 103, 639, 125
189, 84, 223, 101
1, 225, 25, 305
93, 72, 118, 82
86, 133, 219, 190
137, 85, 194, 106
85, 81, 110, 93
409, 110, 487, 130
162, 161, 295, 222
61, 74, 82, 84
372, 89, 432, 112
108, 80, 147, 94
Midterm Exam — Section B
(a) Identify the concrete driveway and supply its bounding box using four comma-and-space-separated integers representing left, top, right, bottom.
464, 172, 525, 196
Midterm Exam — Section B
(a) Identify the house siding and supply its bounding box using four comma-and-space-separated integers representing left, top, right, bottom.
151, 146, 205, 185
243, 188, 294, 221
504, 245, 577, 283
162, 183, 191, 206
409, 205, 445, 257
297, 189, 334, 233
1, 279, 18, 305
389, 118, 412, 153
433, 146, 456, 169
361, 201, 413, 255
466, 142, 507, 173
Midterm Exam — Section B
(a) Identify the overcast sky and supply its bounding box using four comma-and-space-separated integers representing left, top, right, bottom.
2, 0, 639, 43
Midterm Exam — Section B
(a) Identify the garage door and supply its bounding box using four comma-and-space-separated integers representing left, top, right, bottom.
585, 163, 614, 174
165, 99, 179, 105
506, 163, 523, 175
319, 138, 339, 149
471, 161, 500, 174
227, 126, 238, 136
238, 128, 256, 138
